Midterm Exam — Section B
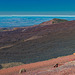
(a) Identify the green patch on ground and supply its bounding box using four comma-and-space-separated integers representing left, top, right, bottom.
0, 62, 24, 69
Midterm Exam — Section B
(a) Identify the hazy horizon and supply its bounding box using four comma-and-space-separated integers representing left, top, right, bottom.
0, 11, 75, 15
1, 14, 75, 17
0, 16, 75, 28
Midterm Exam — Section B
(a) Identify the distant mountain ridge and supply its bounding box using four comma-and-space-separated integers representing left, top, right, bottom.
0, 18, 68, 32
39, 18, 68, 25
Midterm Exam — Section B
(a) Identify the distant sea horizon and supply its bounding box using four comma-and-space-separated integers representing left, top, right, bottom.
0, 15, 75, 28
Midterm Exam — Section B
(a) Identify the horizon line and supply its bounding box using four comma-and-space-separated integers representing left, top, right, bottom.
0, 15, 75, 17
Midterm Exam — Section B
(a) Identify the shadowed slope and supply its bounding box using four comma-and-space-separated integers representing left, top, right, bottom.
0, 19, 75, 68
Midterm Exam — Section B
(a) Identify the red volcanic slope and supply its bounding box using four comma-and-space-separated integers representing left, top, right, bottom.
0, 54, 75, 75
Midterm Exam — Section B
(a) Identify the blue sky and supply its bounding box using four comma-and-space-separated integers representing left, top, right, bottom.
0, 0, 75, 15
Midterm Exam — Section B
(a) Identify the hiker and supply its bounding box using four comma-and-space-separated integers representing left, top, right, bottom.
54, 63, 59, 68
19, 68, 26, 74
